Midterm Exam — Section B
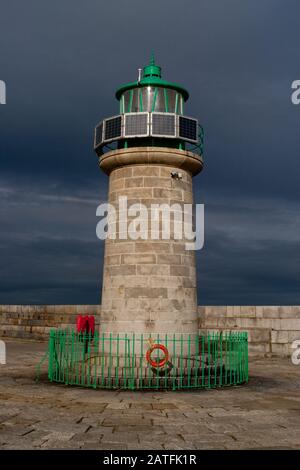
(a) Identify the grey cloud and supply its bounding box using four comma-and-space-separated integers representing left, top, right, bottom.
0, 0, 300, 304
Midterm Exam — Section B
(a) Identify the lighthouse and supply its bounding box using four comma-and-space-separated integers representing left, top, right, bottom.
94, 56, 203, 338
45, 60, 248, 390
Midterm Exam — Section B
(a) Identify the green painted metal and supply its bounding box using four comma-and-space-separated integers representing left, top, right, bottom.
164, 88, 168, 113
116, 57, 189, 102
120, 95, 125, 114
139, 89, 143, 112
42, 330, 248, 390
143, 53, 162, 79
128, 89, 133, 113
184, 124, 204, 156
175, 92, 179, 114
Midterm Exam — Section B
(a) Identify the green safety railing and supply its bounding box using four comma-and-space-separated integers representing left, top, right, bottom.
184, 124, 204, 157
43, 330, 248, 391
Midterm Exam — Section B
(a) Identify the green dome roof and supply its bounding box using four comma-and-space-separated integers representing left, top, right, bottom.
115, 56, 189, 101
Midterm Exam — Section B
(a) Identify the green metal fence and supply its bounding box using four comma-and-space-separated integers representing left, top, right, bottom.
45, 330, 248, 390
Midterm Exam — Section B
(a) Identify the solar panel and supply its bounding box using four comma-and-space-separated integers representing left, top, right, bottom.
94, 122, 103, 148
151, 113, 176, 136
124, 113, 148, 137
94, 112, 199, 156
178, 116, 198, 142
104, 116, 122, 141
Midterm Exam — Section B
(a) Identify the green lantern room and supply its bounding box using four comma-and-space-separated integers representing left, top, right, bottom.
94, 56, 203, 157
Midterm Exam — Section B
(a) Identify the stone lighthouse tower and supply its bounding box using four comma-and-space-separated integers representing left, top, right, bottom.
94, 57, 203, 338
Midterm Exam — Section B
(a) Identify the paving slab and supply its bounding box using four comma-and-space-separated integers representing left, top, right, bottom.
0, 339, 300, 450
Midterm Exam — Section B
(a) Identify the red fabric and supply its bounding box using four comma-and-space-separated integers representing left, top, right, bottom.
76, 315, 86, 333
76, 315, 95, 334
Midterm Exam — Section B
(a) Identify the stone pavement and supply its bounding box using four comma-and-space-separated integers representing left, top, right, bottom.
0, 339, 300, 450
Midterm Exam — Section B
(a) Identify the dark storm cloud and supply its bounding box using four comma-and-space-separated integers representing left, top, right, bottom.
0, 178, 104, 303
0, 0, 300, 303
0, 235, 103, 305
197, 193, 300, 304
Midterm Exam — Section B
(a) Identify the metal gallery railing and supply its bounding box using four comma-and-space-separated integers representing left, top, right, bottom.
94, 112, 204, 157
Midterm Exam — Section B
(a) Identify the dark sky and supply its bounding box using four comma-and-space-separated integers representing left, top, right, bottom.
0, 0, 299, 305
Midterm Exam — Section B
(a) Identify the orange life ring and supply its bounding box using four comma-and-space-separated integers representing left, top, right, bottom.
146, 344, 169, 368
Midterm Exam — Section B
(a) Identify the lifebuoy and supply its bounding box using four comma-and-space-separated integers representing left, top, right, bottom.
146, 344, 169, 368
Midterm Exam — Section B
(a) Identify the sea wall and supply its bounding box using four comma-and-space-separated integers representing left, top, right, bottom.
1, 305, 299, 357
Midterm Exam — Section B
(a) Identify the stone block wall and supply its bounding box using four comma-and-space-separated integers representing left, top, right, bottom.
101, 159, 198, 335
198, 306, 300, 357
0, 305, 100, 341
0, 305, 299, 357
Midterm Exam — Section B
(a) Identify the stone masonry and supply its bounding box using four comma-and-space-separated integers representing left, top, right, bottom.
199, 305, 300, 357
0, 305, 300, 357
0, 305, 100, 341
100, 147, 203, 336
1, 340, 300, 450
